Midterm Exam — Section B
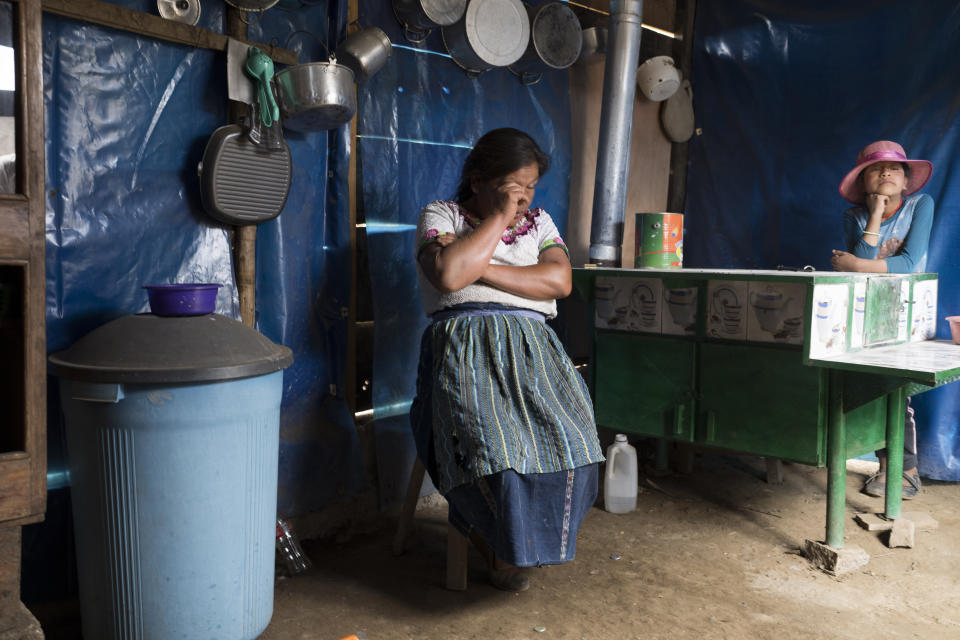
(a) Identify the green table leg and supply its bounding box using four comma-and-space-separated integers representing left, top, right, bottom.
826, 370, 846, 548
884, 388, 906, 520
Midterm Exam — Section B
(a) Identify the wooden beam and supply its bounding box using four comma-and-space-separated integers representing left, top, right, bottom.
346, 0, 359, 414
223, 7, 258, 329
41, 0, 298, 66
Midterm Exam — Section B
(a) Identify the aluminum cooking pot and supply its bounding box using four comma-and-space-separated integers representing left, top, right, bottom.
441, 0, 530, 75
335, 26, 393, 83
508, 2, 582, 82
273, 60, 356, 132
393, 0, 466, 42
577, 26, 607, 60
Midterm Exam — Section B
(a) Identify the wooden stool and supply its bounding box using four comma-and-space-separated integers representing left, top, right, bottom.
392, 458, 469, 590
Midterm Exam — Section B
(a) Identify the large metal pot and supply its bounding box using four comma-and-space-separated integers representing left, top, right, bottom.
441, 0, 530, 75
508, 2, 582, 81
273, 60, 356, 132
392, 0, 466, 42
335, 27, 393, 83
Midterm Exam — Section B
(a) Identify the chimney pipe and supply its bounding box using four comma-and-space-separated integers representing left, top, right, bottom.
588, 0, 643, 267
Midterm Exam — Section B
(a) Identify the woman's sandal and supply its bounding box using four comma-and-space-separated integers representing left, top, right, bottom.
468, 530, 530, 592
862, 471, 921, 499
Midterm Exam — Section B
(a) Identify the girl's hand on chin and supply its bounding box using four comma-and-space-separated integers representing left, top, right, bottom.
865, 193, 889, 217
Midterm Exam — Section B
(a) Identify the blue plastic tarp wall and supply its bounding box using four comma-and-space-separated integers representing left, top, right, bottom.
356, 0, 573, 505
685, 1, 960, 479
43, 0, 364, 517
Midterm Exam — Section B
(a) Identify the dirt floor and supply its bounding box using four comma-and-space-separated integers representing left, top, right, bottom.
258, 453, 960, 640
31, 452, 960, 640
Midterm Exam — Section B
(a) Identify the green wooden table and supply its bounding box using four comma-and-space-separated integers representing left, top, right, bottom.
573, 267, 959, 547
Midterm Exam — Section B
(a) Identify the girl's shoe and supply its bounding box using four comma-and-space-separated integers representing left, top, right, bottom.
902, 472, 922, 499
862, 471, 921, 499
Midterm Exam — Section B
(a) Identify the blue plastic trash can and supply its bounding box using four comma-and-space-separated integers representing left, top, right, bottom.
49, 313, 293, 640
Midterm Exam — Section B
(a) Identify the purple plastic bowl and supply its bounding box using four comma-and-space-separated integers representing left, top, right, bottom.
143, 283, 222, 317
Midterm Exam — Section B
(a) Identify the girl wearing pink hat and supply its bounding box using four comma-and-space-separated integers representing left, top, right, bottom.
831, 140, 935, 499
831, 140, 934, 274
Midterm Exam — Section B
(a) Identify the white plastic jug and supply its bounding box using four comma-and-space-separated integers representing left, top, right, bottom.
604, 434, 638, 514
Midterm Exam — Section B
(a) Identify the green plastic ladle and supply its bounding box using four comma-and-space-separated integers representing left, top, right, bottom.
244, 46, 279, 128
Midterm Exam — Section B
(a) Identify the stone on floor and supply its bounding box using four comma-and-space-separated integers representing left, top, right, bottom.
854, 513, 893, 531
887, 518, 916, 548
802, 539, 870, 575
902, 511, 939, 531
855, 511, 938, 533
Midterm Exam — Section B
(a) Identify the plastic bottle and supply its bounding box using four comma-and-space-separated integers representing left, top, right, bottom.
276, 518, 312, 574
604, 434, 638, 514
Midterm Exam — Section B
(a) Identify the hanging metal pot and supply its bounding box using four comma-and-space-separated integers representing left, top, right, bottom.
273, 58, 357, 132
508, 2, 582, 84
441, 0, 530, 76
334, 27, 393, 83
393, 0, 467, 42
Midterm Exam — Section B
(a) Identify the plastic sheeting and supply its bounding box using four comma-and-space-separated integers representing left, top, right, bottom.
685, 1, 960, 479
43, 1, 365, 514
248, 1, 367, 517
357, 0, 574, 504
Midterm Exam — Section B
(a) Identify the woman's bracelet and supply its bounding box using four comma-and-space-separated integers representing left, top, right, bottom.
862, 231, 880, 237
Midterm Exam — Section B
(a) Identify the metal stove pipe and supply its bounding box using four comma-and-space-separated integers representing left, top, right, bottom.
588, 0, 644, 267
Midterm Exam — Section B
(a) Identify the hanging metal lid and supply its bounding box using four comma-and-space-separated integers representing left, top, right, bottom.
48, 314, 294, 384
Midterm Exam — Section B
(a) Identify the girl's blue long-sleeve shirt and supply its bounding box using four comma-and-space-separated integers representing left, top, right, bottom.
843, 193, 934, 273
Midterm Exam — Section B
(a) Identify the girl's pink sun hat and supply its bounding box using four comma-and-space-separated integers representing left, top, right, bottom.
838, 140, 933, 204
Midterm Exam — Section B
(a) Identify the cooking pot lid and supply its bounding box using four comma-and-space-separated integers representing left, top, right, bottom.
157, 0, 201, 25
422, 0, 467, 26
530, 3, 581, 69
48, 314, 294, 384
464, 0, 530, 67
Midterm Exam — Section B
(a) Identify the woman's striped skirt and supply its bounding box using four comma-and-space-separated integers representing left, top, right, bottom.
410, 305, 604, 566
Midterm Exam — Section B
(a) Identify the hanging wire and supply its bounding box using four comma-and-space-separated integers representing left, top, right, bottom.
284, 29, 331, 60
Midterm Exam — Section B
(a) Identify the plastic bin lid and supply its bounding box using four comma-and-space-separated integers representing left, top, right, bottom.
48, 313, 294, 383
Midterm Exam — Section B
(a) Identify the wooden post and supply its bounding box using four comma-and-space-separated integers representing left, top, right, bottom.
224, 8, 256, 328
345, 0, 359, 413
235, 226, 257, 327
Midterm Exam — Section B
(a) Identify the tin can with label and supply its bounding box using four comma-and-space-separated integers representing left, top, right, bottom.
635, 213, 683, 268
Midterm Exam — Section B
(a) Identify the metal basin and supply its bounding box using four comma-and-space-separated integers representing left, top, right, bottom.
273, 61, 357, 132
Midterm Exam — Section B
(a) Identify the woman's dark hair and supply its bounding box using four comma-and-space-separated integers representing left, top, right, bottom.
454, 128, 550, 202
